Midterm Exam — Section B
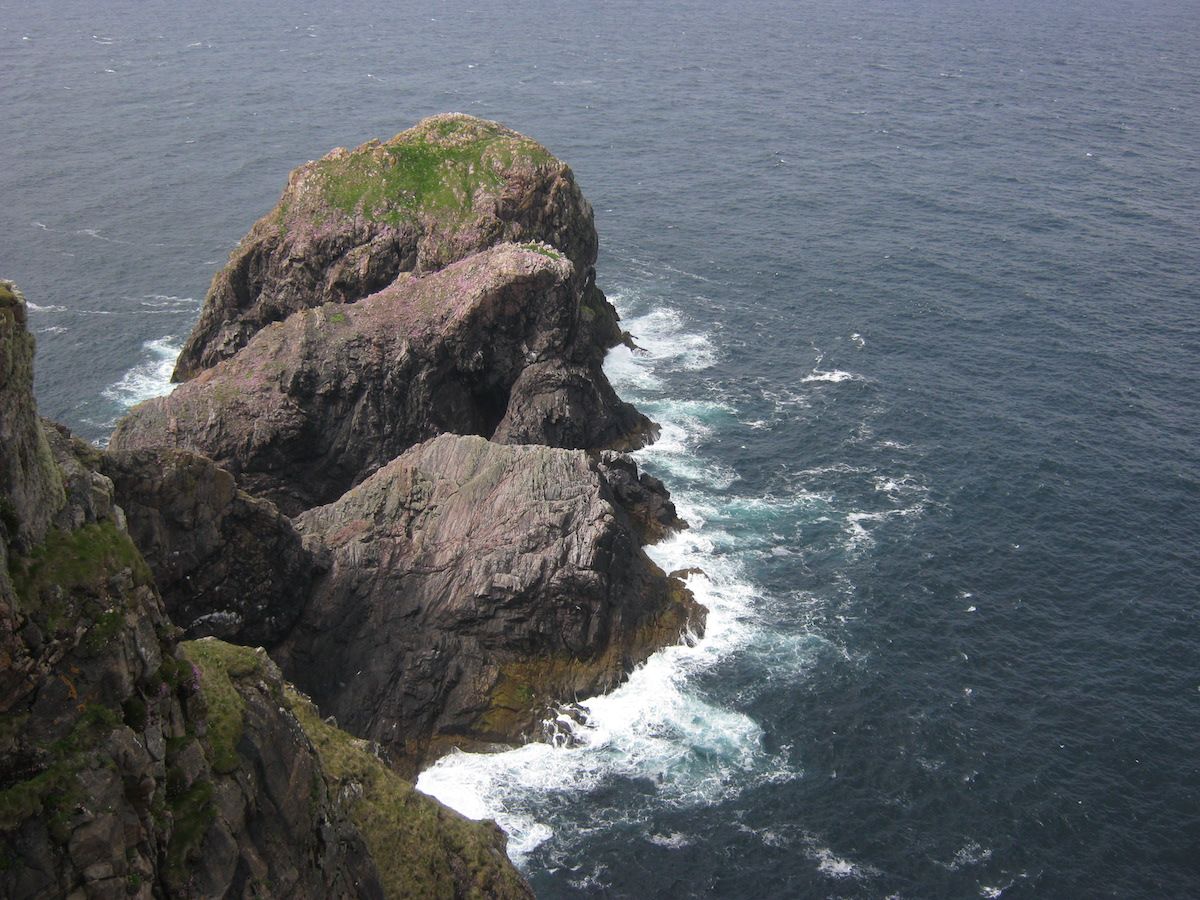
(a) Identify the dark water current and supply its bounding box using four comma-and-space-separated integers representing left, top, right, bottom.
4, 1, 1199, 896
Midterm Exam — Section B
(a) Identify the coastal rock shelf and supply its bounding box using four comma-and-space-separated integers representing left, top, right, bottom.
2, 114, 703, 896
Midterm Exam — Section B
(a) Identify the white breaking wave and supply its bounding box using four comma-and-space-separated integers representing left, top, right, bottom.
417, 299, 775, 865
102, 337, 181, 409
802, 368, 864, 384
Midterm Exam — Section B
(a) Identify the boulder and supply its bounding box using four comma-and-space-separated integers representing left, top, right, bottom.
274, 434, 703, 774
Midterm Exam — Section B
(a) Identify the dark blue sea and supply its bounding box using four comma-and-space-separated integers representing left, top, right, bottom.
4, 1, 1199, 896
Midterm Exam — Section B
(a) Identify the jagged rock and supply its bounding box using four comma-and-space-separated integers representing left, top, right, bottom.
492, 358, 656, 451
174, 113, 602, 380
274, 434, 704, 774
595, 451, 688, 544
0, 283, 532, 899
0, 281, 65, 552
112, 244, 650, 514
99, 448, 319, 645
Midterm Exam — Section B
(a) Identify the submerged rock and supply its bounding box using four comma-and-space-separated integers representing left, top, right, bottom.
275, 434, 703, 774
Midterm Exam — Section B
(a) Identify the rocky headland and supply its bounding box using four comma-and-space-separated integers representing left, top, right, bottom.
1, 114, 704, 896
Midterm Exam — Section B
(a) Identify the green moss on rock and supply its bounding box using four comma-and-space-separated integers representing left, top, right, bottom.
306, 114, 556, 231
286, 687, 531, 899
10, 522, 151, 609
178, 639, 262, 775
165, 778, 215, 878
0, 704, 121, 834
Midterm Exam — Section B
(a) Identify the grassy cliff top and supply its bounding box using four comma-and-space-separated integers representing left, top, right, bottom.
280, 113, 561, 232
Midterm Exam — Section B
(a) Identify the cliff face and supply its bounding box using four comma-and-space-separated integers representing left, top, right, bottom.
0, 281, 64, 553
98, 449, 319, 645
0, 283, 531, 899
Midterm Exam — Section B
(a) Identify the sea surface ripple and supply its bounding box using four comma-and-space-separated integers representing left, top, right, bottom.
4, 1, 1198, 896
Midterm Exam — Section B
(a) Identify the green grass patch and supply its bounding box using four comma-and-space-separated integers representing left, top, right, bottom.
518, 243, 563, 261
165, 778, 214, 878
310, 115, 555, 229
0, 703, 121, 836
178, 640, 262, 775
10, 522, 151, 611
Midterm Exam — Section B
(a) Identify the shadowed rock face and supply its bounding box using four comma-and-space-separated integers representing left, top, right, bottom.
275, 434, 704, 774
100, 448, 320, 645
112, 244, 651, 514
0, 281, 65, 553
174, 113, 602, 381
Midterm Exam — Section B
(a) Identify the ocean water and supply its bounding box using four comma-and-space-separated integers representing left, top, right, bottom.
4, 1, 1199, 896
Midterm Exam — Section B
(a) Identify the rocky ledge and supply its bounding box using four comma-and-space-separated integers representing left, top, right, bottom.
3, 113, 705, 896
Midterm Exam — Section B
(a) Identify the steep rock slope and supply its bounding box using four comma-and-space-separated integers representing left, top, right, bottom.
99, 448, 320, 645
0, 282, 531, 899
274, 435, 703, 774
113, 245, 650, 514
174, 114, 604, 380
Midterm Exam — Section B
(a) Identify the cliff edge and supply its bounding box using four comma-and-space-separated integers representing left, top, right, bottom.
0, 280, 532, 898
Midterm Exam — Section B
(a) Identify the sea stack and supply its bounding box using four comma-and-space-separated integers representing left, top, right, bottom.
2, 115, 705, 894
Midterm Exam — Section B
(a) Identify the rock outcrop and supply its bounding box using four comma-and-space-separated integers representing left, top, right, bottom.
112, 244, 651, 514
0, 281, 65, 552
173, 114, 603, 381
0, 282, 532, 899
7, 114, 705, 895
99, 448, 319, 645
274, 435, 703, 773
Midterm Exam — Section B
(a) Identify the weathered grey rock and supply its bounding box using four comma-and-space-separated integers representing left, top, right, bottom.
99, 448, 320, 645
275, 434, 703, 773
112, 244, 650, 514
174, 113, 602, 380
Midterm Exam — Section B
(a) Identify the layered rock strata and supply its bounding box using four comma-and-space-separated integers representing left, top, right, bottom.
112, 244, 649, 515
275, 434, 703, 773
